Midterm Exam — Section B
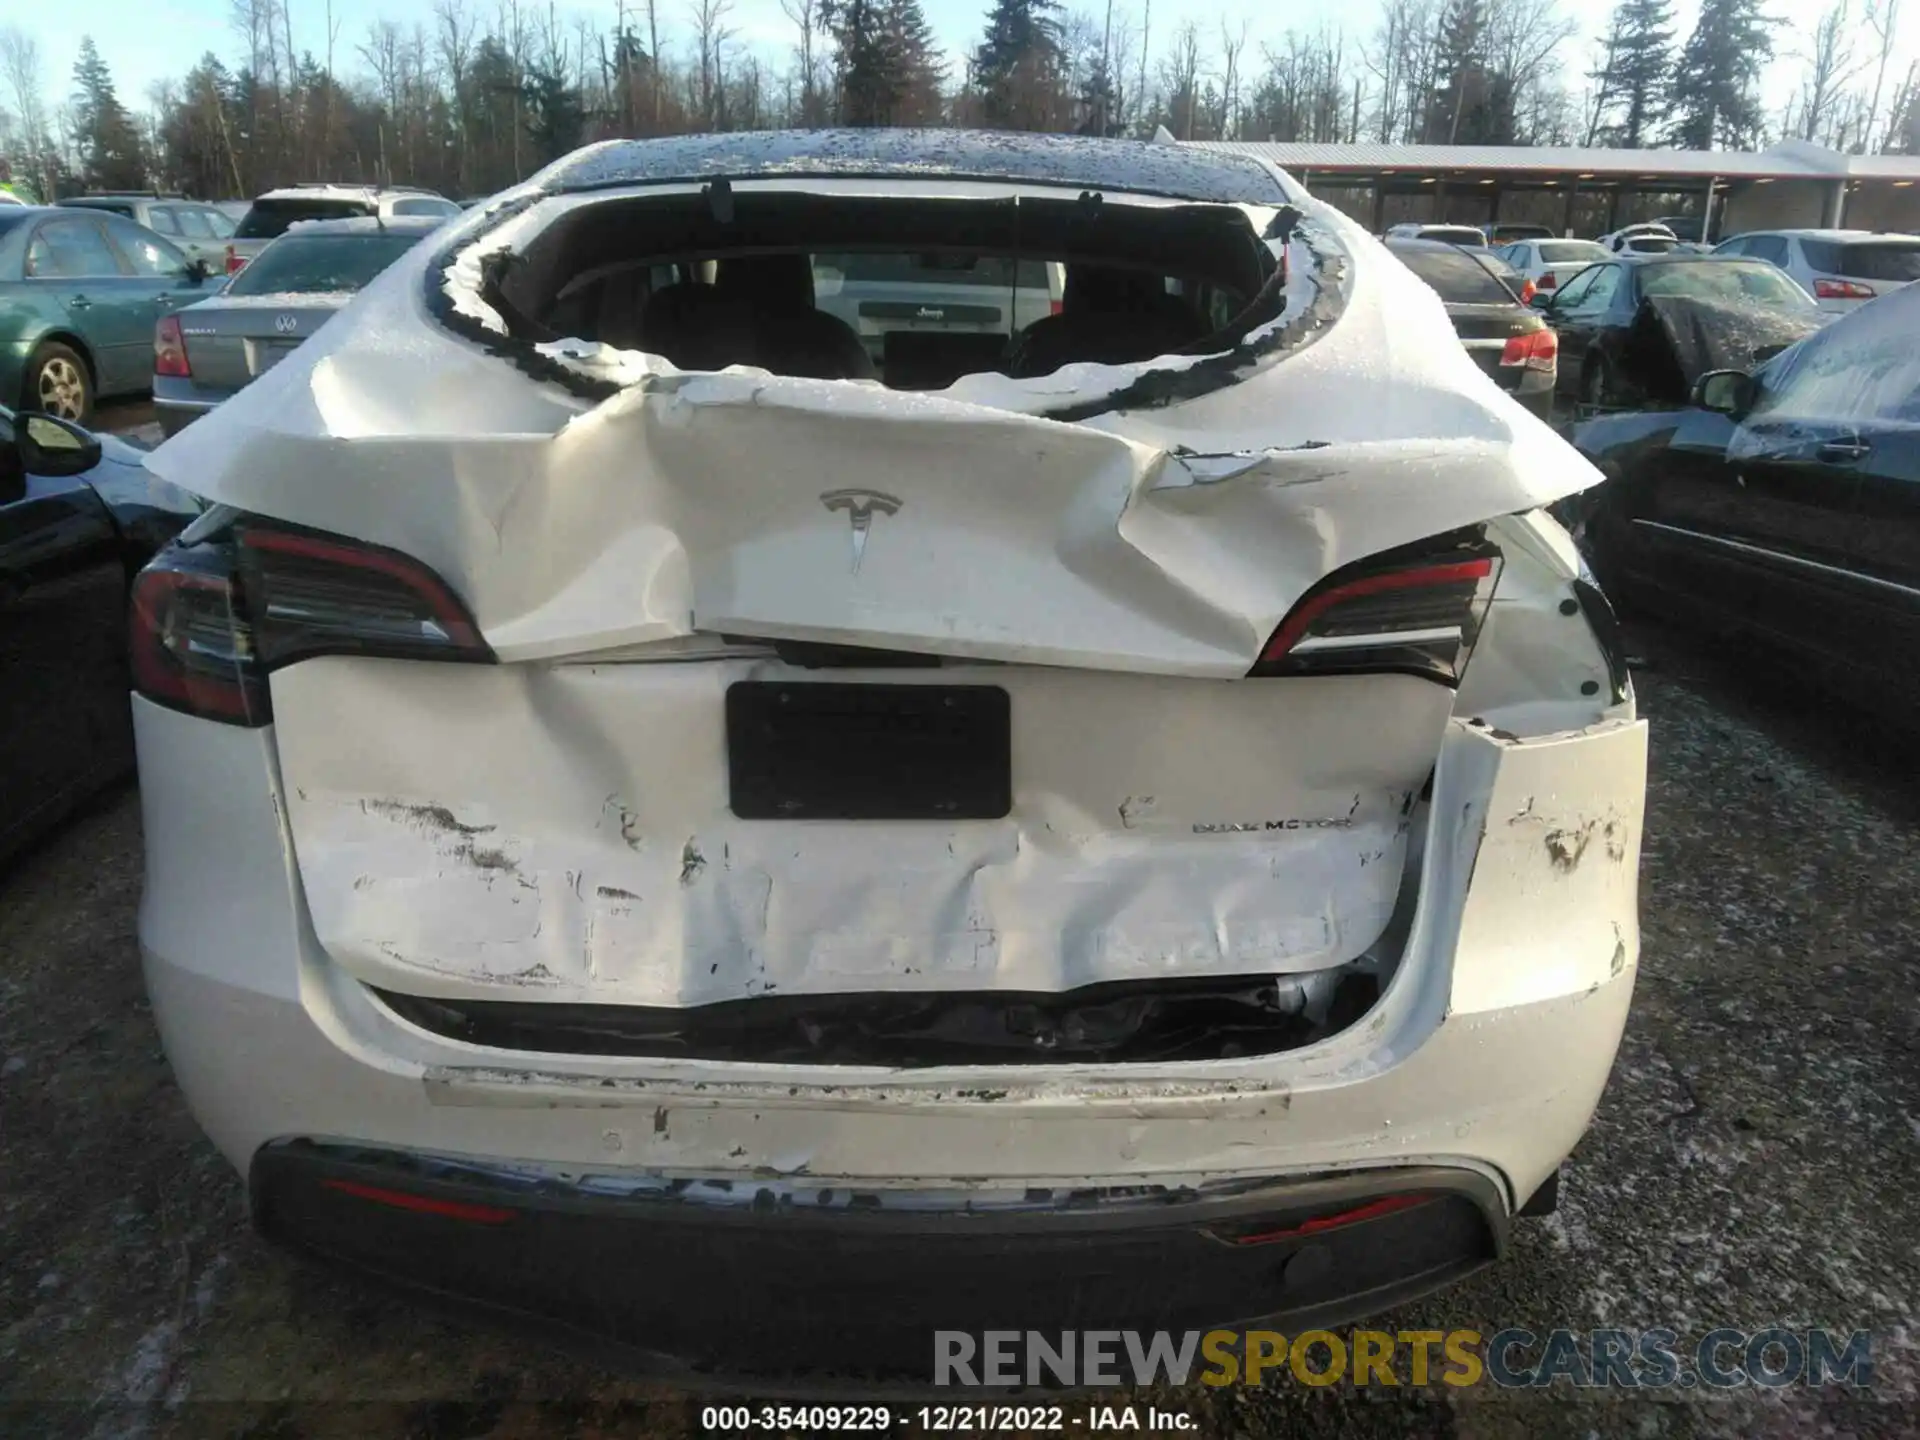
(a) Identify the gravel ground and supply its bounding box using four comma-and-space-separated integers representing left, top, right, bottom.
2, 619, 1917, 1440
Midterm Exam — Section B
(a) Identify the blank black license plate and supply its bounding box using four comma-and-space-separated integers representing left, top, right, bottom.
726, 683, 1011, 820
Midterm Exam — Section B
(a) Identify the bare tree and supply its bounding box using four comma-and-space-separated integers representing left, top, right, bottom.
1860, 0, 1903, 150
1217, 20, 1248, 140
689, 0, 734, 128
0, 27, 53, 198
1796, 0, 1864, 143
778, 0, 828, 124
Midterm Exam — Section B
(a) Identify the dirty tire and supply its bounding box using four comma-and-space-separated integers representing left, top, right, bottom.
23, 341, 93, 425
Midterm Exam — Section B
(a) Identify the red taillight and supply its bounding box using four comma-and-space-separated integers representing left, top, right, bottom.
1049, 298, 1064, 316
1253, 546, 1501, 686
320, 1179, 516, 1225
1499, 327, 1558, 372
1537, 271, 1557, 289
224, 244, 245, 274
1813, 277, 1874, 300
131, 516, 494, 727
1217, 1193, 1434, 1247
154, 313, 190, 377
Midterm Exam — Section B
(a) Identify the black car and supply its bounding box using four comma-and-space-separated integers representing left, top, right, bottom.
1, 406, 199, 866
1533, 255, 1822, 412
1571, 283, 1920, 708
1387, 238, 1557, 418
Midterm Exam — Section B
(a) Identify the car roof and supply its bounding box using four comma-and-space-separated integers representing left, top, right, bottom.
1727, 227, 1914, 239
1387, 236, 1492, 250
542, 129, 1294, 206
253, 184, 445, 202
276, 214, 447, 237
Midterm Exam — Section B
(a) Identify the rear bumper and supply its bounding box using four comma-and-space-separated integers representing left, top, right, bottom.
252, 1141, 1504, 1388
137, 695, 1645, 1368
151, 378, 232, 435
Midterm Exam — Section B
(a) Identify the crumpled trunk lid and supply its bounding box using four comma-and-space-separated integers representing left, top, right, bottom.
146, 188, 1606, 1016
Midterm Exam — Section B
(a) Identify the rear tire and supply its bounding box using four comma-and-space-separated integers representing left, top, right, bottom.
24, 342, 93, 425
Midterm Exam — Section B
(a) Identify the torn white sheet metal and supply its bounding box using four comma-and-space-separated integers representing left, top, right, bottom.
270, 660, 1450, 1005
146, 181, 1603, 676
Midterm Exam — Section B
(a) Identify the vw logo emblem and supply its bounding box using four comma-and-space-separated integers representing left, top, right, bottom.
273, 314, 298, 335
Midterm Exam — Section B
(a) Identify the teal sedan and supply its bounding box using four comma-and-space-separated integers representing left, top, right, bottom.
0, 205, 214, 424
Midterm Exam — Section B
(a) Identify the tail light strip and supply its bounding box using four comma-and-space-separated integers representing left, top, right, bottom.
153, 314, 190, 378
1251, 541, 1502, 687
130, 515, 494, 727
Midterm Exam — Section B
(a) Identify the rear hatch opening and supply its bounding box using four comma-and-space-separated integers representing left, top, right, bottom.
439, 186, 1294, 400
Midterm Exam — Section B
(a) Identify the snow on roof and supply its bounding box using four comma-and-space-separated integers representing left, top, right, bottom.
1192, 138, 1920, 183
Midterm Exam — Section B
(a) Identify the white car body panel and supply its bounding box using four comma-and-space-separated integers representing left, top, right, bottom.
138, 694, 1644, 1209
133, 141, 1645, 1277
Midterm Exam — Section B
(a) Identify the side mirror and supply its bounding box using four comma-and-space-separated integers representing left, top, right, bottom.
184, 257, 211, 284
1692, 369, 1756, 417
16, 412, 103, 477
1528, 290, 1554, 311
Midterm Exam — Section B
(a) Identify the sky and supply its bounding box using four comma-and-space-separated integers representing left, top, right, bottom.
23, 0, 1916, 136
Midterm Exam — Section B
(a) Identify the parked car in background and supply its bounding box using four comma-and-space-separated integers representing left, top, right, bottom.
154, 215, 442, 435
1388, 238, 1556, 416
1383, 222, 1490, 247
0, 206, 212, 422
131, 130, 1643, 1383
0, 402, 199, 868
1598, 223, 1681, 255
811, 251, 1063, 384
1652, 215, 1713, 245
1484, 222, 1557, 244
224, 184, 461, 274
1495, 237, 1612, 297
1711, 228, 1920, 316
1533, 253, 1822, 411
1570, 281, 1919, 712
57, 193, 237, 271
0, 190, 25, 207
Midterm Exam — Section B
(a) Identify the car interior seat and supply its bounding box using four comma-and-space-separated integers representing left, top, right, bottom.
1008, 264, 1207, 378
637, 279, 761, 372
713, 255, 876, 381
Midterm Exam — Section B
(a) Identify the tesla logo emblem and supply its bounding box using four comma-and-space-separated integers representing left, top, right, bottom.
274, 314, 298, 334
820, 489, 901, 575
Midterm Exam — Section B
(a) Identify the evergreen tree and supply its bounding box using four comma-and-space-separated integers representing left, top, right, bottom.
883, 0, 945, 124
1424, 0, 1487, 143
971, 0, 1064, 129
1667, 0, 1773, 148
523, 60, 584, 164
1602, 0, 1675, 146
1077, 53, 1120, 135
70, 37, 147, 189
825, 0, 899, 125
826, 0, 942, 125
